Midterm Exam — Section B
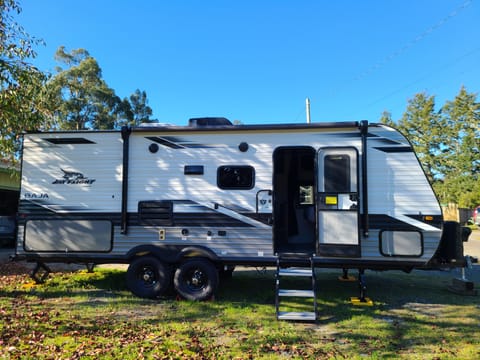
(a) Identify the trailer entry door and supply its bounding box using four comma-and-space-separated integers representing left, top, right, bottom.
317, 148, 360, 257
273, 147, 316, 255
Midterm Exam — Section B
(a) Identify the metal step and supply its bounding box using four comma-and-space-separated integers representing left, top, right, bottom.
278, 268, 313, 277
275, 256, 317, 322
277, 311, 316, 321
278, 289, 315, 297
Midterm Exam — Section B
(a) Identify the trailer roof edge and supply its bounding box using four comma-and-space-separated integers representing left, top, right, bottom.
22, 121, 367, 135
132, 121, 362, 133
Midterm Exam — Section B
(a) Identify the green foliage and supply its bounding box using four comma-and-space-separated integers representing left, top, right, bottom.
47, 47, 156, 130
434, 175, 480, 209
441, 86, 480, 178
120, 89, 155, 126
382, 87, 480, 208
379, 110, 394, 126
47, 46, 122, 130
0, 0, 49, 163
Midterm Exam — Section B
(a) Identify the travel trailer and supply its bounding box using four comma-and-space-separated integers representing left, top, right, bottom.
14, 118, 471, 319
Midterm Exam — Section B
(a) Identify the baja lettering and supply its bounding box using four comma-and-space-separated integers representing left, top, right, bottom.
24, 192, 49, 199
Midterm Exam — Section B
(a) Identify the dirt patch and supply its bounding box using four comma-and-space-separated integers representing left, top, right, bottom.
0, 261, 32, 276
400, 302, 447, 316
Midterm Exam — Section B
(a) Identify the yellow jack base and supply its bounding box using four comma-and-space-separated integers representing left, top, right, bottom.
21, 282, 37, 290
338, 275, 356, 282
350, 297, 374, 306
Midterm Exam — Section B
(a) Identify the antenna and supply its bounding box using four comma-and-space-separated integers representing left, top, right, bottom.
306, 98, 311, 123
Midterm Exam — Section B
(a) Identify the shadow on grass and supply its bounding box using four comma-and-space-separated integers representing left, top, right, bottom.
310, 267, 480, 356
2, 266, 479, 318
2, 265, 479, 304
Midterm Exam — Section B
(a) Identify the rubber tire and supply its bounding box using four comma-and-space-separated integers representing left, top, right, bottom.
126, 256, 172, 299
174, 258, 219, 301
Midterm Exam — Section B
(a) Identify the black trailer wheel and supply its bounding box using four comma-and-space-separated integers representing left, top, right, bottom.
174, 258, 219, 301
126, 256, 171, 299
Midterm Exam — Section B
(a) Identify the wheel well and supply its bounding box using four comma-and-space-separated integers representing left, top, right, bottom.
126, 244, 219, 265
178, 246, 218, 263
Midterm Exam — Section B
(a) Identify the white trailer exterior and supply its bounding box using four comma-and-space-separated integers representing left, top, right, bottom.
15, 119, 467, 301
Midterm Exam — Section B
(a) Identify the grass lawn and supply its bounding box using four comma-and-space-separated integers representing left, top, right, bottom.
1, 263, 479, 359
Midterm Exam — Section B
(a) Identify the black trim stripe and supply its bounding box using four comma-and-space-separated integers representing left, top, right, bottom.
314, 132, 360, 138
174, 213, 253, 227
179, 144, 219, 148
45, 138, 95, 144
241, 213, 272, 225
373, 146, 413, 153
369, 214, 420, 231
146, 136, 185, 149
19, 202, 434, 231
371, 138, 402, 146
146, 136, 221, 149
17, 206, 254, 228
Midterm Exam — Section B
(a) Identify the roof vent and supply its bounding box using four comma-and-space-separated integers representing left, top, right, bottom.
188, 117, 233, 127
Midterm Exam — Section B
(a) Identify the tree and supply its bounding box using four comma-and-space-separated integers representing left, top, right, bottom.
0, 0, 49, 162
47, 46, 122, 130
441, 86, 480, 177
120, 89, 155, 126
381, 88, 480, 208
379, 110, 394, 126
437, 87, 480, 208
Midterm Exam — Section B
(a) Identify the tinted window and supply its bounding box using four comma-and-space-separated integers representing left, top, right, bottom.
217, 166, 254, 190
324, 155, 350, 192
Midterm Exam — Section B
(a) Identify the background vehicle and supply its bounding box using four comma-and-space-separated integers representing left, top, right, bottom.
473, 206, 480, 225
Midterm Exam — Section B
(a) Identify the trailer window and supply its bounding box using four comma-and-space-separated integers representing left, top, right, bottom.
380, 230, 423, 257
217, 166, 254, 190
324, 155, 350, 192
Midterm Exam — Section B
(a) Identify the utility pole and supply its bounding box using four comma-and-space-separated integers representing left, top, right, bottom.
306, 98, 311, 124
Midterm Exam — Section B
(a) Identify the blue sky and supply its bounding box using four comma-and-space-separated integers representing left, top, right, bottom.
17, 0, 480, 125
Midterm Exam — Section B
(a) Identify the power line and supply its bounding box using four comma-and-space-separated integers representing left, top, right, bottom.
365, 46, 480, 109
354, 0, 473, 82
303, 0, 473, 122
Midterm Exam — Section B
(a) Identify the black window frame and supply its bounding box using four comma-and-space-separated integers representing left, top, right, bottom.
379, 230, 424, 258
217, 165, 255, 190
